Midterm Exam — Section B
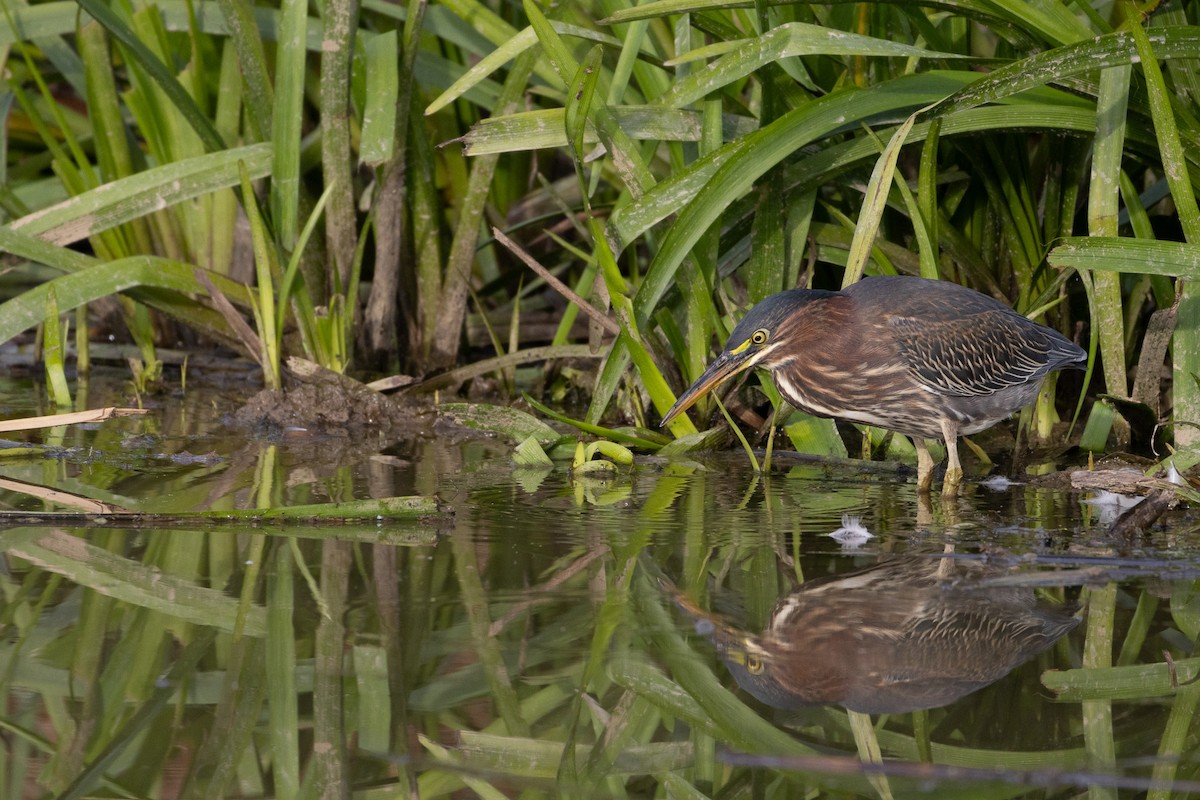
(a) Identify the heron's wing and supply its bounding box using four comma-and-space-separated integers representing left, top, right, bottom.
890, 311, 1082, 398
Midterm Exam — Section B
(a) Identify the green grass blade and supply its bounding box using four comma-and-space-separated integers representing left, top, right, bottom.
458, 106, 755, 156
1149, 675, 1200, 800
239, 161, 280, 388
4, 530, 266, 636
277, 184, 335, 357
431, 52, 537, 368
1087, 62, 1131, 403
933, 28, 1200, 117
566, 46, 604, 163
53, 629, 218, 800
605, 72, 977, 258
1048, 237, 1200, 278
425, 23, 622, 116
523, 0, 655, 194
42, 287, 71, 408
627, 75, 956, 329
1082, 584, 1118, 800
661, 22, 970, 109
267, 544, 300, 799
523, 394, 671, 449
270, 0, 307, 249
844, 111, 918, 286
320, 0, 360, 290
214, 0, 274, 140
6, 143, 272, 245
1129, 17, 1200, 452
436, 0, 561, 86
74, 0, 225, 152
448, 533, 530, 737
361, 30, 399, 165
0, 244, 252, 346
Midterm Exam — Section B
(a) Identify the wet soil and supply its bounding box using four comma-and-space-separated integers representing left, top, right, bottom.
230, 358, 434, 435
232, 382, 431, 434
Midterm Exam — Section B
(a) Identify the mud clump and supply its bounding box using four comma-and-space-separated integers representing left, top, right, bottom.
232, 383, 430, 435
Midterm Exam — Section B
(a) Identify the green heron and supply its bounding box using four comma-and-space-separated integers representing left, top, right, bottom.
670, 556, 1079, 714
661, 275, 1087, 493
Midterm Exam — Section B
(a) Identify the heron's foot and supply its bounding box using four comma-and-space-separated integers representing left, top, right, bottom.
941, 465, 964, 496
914, 438, 936, 494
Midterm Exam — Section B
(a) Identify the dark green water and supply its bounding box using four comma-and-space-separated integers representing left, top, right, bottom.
1, 373, 1198, 799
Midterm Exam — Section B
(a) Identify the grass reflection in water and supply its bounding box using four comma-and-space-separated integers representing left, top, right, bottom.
1, 421, 1198, 798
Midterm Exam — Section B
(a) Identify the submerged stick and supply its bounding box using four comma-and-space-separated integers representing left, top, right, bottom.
0, 406, 147, 433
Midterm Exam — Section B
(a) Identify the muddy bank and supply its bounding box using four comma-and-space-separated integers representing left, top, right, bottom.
231, 359, 432, 435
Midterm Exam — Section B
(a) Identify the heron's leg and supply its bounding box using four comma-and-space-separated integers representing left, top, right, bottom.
913, 438, 935, 493
940, 419, 962, 495
935, 543, 956, 579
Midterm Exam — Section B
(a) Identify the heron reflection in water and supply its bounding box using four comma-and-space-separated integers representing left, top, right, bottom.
671, 556, 1079, 715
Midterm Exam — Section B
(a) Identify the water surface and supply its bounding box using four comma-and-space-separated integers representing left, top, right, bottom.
1, 373, 1198, 799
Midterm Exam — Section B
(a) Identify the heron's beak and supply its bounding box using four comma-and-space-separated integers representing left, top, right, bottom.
663, 581, 743, 650
660, 349, 756, 427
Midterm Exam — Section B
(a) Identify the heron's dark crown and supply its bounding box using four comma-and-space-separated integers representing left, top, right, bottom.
725, 289, 841, 352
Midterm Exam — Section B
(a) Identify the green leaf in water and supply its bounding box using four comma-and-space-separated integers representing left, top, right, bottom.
523, 394, 671, 449
1079, 400, 1116, 453
586, 440, 635, 466
575, 459, 618, 475
43, 286, 72, 409
440, 402, 560, 445
784, 413, 847, 458
1171, 580, 1200, 641
514, 435, 554, 467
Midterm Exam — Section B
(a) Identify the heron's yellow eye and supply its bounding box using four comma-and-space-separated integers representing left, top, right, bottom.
745, 654, 764, 674
751, 329, 769, 345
